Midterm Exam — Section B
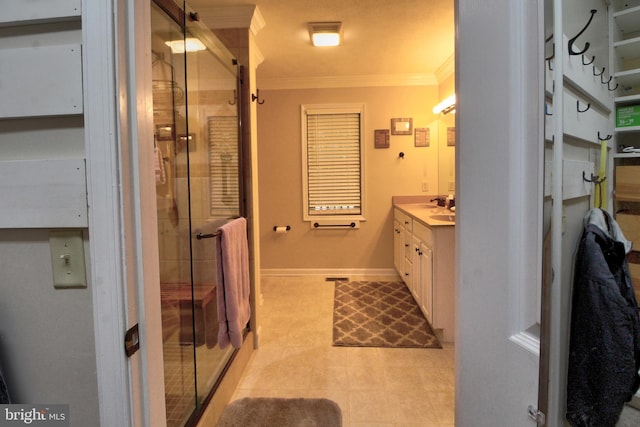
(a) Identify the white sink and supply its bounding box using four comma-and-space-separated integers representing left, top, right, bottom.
430, 214, 455, 222
410, 204, 439, 209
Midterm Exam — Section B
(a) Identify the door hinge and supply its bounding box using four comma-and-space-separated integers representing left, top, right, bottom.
124, 323, 140, 357
528, 405, 546, 426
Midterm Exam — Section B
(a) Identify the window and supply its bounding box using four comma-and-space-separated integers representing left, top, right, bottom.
301, 103, 365, 224
208, 115, 240, 218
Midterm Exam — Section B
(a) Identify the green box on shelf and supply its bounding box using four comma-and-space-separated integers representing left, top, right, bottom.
617, 105, 640, 128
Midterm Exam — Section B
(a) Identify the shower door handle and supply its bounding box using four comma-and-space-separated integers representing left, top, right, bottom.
196, 231, 221, 240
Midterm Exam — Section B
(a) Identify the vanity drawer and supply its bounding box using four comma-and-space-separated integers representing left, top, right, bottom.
403, 214, 413, 232
394, 208, 403, 223
404, 228, 413, 258
413, 221, 433, 247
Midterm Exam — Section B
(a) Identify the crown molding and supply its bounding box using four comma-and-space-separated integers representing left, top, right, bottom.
258, 73, 437, 90
434, 54, 455, 83
197, 5, 266, 36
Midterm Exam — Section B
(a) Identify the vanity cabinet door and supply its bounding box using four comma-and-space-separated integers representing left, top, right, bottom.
410, 234, 434, 325
411, 236, 422, 302
419, 241, 434, 325
393, 219, 404, 274
402, 226, 413, 287
403, 254, 413, 291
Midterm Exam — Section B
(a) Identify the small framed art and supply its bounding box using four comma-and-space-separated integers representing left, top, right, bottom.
374, 129, 390, 148
447, 127, 456, 146
391, 118, 413, 135
414, 127, 430, 147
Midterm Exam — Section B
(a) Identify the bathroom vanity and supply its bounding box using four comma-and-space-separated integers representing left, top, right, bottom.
393, 196, 455, 342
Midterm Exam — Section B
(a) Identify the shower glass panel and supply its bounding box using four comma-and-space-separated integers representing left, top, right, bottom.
151, 1, 242, 425
183, 0, 242, 412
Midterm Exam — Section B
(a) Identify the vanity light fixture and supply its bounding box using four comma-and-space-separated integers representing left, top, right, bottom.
308, 22, 343, 47
165, 37, 206, 54
433, 94, 456, 115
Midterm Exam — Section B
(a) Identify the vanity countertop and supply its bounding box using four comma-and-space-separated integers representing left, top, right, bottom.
392, 196, 455, 227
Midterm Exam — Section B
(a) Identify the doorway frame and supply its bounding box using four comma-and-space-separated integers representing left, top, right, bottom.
85, 0, 167, 425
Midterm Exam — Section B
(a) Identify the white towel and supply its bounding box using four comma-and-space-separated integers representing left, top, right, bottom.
216, 217, 251, 349
155, 146, 166, 185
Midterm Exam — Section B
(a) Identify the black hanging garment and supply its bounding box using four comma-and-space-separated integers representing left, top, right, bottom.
0, 361, 10, 404
566, 209, 640, 426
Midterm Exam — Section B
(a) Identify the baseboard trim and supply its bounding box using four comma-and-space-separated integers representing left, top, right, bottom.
261, 268, 400, 280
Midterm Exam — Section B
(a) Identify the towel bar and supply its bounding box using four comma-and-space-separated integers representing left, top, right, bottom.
313, 222, 356, 228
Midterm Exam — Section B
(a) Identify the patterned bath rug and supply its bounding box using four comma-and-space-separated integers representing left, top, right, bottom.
217, 397, 342, 427
332, 280, 442, 348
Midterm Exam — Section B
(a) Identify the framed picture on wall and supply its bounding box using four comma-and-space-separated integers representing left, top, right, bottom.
447, 127, 456, 146
391, 118, 413, 135
374, 129, 390, 148
414, 128, 429, 147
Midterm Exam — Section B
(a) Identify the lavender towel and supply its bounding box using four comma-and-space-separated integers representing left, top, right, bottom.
216, 217, 251, 349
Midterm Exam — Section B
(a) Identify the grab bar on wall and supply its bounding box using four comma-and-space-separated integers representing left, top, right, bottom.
313, 222, 356, 228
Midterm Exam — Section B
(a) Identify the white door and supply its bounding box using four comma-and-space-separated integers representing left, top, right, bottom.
456, 1, 545, 425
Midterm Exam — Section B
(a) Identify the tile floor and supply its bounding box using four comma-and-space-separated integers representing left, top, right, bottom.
230, 276, 455, 426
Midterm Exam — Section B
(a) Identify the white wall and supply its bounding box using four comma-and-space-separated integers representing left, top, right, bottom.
257, 85, 441, 272
0, 230, 99, 421
0, 2, 101, 425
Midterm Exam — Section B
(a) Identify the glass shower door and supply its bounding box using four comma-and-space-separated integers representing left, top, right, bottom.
150, 1, 242, 425
151, 4, 195, 425
183, 0, 242, 413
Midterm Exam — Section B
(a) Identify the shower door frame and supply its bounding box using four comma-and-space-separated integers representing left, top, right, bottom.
151, 0, 247, 425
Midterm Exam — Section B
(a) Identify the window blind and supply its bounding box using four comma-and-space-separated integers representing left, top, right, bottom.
306, 112, 362, 216
208, 116, 239, 218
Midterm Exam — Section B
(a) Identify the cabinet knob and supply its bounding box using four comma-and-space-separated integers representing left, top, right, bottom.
405, 244, 409, 247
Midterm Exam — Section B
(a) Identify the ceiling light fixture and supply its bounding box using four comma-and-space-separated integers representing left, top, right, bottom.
165, 38, 206, 54
308, 22, 343, 47
433, 94, 456, 115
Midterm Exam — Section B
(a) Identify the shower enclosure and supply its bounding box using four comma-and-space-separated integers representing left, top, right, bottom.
150, 1, 245, 425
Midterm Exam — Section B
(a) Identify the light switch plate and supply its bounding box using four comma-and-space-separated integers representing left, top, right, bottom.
49, 230, 87, 289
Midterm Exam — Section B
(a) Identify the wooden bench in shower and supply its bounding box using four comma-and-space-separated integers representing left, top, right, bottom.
160, 283, 218, 348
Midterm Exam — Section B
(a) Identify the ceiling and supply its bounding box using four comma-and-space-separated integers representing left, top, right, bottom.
188, 0, 455, 88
